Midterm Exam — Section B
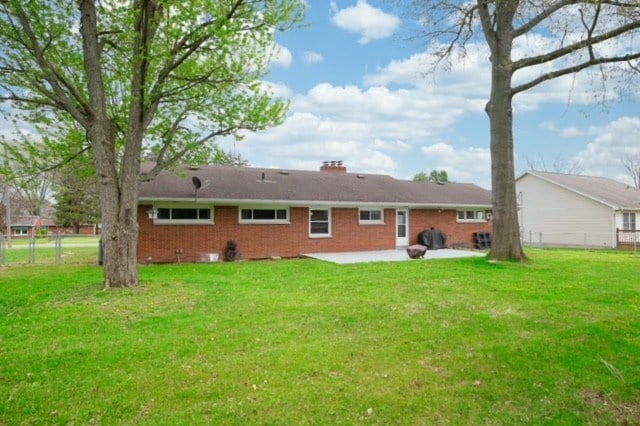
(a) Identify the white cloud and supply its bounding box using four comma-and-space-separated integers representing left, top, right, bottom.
364, 38, 634, 115
539, 121, 558, 132
560, 126, 584, 137
573, 116, 640, 181
260, 81, 294, 99
271, 45, 293, 68
421, 143, 492, 188
303, 51, 324, 64
539, 120, 585, 138
364, 46, 490, 101
371, 138, 412, 153
234, 32, 640, 188
226, 78, 476, 179
330, 0, 400, 44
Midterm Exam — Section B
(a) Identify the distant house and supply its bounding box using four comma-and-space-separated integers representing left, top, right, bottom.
9, 216, 56, 237
137, 162, 493, 263
8, 216, 98, 237
516, 171, 640, 249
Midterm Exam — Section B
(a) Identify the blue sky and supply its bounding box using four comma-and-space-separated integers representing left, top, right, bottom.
221, 0, 640, 189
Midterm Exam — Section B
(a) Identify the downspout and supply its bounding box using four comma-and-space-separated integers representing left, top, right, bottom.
612, 209, 618, 249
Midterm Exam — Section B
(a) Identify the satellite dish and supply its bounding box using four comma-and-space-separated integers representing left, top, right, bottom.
192, 176, 202, 190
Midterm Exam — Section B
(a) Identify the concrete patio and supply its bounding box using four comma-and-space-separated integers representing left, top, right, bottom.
302, 248, 486, 264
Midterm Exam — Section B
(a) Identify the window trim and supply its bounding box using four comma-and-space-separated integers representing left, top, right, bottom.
359, 208, 385, 225
152, 204, 214, 225
239, 206, 290, 224
623, 212, 637, 230
309, 208, 332, 238
457, 209, 491, 223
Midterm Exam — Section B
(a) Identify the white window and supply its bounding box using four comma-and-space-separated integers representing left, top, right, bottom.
239, 207, 289, 224
13, 227, 28, 236
310, 208, 331, 237
154, 205, 213, 224
623, 212, 636, 230
457, 210, 491, 223
359, 208, 384, 224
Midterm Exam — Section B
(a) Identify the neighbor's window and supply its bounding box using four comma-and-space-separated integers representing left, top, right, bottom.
155, 206, 213, 224
359, 208, 384, 224
310, 208, 331, 237
13, 227, 28, 236
240, 207, 289, 224
623, 212, 636, 230
457, 210, 490, 222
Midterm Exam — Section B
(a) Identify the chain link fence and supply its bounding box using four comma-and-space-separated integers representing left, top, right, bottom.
521, 230, 639, 251
0, 233, 100, 266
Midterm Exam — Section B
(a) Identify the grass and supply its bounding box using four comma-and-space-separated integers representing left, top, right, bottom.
0, 249, 639, 424
1, 236, 99, 265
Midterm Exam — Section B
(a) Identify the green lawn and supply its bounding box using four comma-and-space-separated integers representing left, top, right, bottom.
1, 236, 100, 265
0, 249, 638, 424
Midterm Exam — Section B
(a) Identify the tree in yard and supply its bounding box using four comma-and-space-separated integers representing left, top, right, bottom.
525, 155, 584, 175
621, 153, 640, 189
413, 171, 429, 182
2, 169, 55, 218
413, 169, 449, 182
0, 0, 305, 287
144, 139, 249, 167
54, 154, 101, 234
405, 1, 640, 261
429, 169, 449, 183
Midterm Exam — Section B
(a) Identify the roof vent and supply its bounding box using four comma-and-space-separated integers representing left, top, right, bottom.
256, 171, 276, 183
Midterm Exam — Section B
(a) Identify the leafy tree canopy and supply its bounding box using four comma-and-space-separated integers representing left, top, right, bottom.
0, 0, 306, 287
413, 170, 449, 182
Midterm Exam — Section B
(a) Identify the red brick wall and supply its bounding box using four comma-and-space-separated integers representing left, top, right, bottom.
137, 205, 492, 263
409, 210, 492, 248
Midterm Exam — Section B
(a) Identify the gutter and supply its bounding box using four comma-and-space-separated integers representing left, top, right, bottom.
137, 197, 492, 210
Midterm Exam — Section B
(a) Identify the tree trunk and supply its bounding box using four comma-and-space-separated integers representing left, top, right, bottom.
80, 0, 140, 287
89, 123, 140, 288
100, 206, 139, 289
486, 17, 526, 262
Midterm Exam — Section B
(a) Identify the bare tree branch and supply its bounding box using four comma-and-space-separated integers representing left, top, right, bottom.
513, 51, 640, 95
513, 19, 640, 71
622, 153, 640, 188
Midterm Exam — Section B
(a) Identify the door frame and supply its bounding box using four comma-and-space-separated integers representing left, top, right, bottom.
396, 209, 409, 247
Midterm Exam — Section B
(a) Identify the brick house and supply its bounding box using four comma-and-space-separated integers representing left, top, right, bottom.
137, 162, 492, 263
9, 216, 56, 237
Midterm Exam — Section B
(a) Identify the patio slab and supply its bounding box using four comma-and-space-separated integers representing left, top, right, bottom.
302, 248, 486, 264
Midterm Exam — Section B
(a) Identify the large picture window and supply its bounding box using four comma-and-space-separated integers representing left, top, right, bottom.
359, 208, 384, 224
154, 205, 213, 224
457, 210, 491, 223
240, 207, 289, 224
310, 208, 331, 237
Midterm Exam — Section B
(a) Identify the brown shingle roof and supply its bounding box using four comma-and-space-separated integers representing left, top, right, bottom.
520, 171, 640, 210
139, 164, 492, 207
11, 216, 39, 227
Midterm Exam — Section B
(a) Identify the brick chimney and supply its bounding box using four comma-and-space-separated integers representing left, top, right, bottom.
320, 160, 347, 173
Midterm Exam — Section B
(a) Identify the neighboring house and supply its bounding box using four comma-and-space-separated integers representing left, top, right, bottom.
137, 162, 493, 263
50, 224, 100, 235
516, 171, 640, 249
10, 216, 56, 237
7, 217, 98, 237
